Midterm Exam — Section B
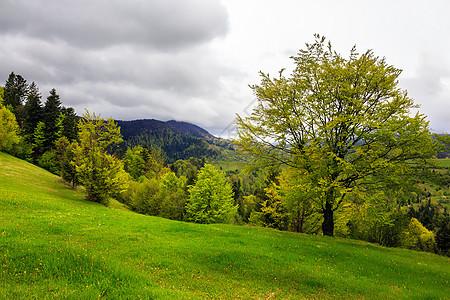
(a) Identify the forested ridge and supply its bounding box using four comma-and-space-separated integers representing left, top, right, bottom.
116, 119, 233, 162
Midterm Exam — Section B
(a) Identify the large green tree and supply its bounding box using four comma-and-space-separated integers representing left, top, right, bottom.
186, 164, 237, 224
123, 145, 149, 180
73, 110, 128, 204
236, 35, 439, 236
32, 121, 46, 160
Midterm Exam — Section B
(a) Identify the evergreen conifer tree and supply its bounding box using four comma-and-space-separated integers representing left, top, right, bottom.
61, 106, 78, 141
3, 72, 28, 129
23, 82, 44, 139
32, 121, 46, 160
3, 72, 28, 110
43, 88, 63, 149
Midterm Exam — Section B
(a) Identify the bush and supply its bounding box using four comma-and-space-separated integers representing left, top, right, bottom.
345, 203, 410, 248
0, 105, 21, 153
401, 218, 435, 252
131, 178, 161, 215
159, 172, 188, 221
38, 150, 58, 174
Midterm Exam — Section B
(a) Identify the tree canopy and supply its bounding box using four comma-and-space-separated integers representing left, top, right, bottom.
236, 35, 439, 236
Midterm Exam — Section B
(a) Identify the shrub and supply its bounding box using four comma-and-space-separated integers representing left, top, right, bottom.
38, 150, 58, 174
131, 178, 161, 215
401, 218, 435, 252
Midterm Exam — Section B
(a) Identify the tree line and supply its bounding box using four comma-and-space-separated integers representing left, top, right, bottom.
0, 78, 237, 225
0, 72, 78, 167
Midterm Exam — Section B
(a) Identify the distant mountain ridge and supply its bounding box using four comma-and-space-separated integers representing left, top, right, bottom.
116, 119, 214, 140
115, 119, 233, 162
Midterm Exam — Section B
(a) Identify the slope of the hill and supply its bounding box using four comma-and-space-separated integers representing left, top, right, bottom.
117, 119, 214, 140
116, 119, 234, 162
0, 152, 449, 299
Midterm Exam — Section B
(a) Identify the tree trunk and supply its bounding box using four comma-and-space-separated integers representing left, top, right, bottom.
322, 201, 334, 236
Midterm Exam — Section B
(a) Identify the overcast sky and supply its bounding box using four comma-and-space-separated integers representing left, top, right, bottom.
1, 0, 449, 137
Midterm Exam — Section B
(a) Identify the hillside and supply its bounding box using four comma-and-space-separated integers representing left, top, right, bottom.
1, 152, 449, 299
117, 119, 214, 140
116, 119, 234, 162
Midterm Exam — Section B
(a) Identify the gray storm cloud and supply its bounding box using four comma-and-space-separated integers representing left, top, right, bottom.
0, 0, 235, 134
0, 0, 229, 50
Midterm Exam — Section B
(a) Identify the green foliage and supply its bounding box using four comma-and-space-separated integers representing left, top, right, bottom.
23, 81, 43, 139
73, 110, 128, 204
120, 159, 190, 220
0, 86, 4, 105
339, 190, 411, 247
130, 178, 161, 215
61, 106, 78, 141
31, 121, 46, 160
145, 146, 168, 179
169, 157, 205, 186
123, 145, 170, 182
37, 150, 58, 174
240, 194, 258, 223
123, 145, 148, 180
0, 105, 21, 153
3, 72, 27, 110
159, 172, 188, 220
43, 88, 63, 150
236, 34, 439, 236
55, 137, 79, 188
186, 164, 237, 224
401, 218, 436, 252
264, 168, 323, 233
435, 220, 450, 256
435, 133, 450, 151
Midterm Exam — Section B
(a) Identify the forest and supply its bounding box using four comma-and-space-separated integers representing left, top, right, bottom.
1, 37, 449, 257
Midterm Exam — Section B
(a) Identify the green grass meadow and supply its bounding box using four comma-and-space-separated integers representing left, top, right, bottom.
432, 158, 450, 169
1, 152, 449, 299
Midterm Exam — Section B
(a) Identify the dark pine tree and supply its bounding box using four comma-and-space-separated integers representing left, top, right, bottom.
61, 106, 79, 141
3, 72, 28, 128
23, 82, 44, 140
43, 88, 63, 149
3, 72, 28, 109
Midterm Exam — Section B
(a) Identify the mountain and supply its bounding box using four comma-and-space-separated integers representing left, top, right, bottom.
116, 119, 234, 162
117, 119, 214, 140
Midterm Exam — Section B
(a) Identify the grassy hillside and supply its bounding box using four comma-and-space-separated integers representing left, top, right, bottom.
432, 158, 450, 168
0, 152, 449, 299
